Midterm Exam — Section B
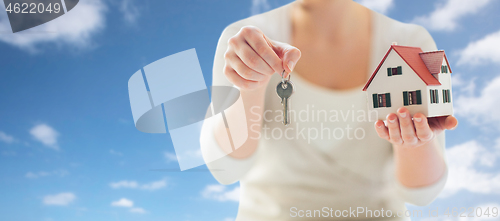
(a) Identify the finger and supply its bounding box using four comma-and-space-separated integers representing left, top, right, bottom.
224, 65, 260, 90
444, 116, 458, 130
386, 113, 403, 144
397, 107, 418, 145
281, 46, 301, 77
231, 38, 275, 76
270, 40, 301, 78
429, 115, 458, 131
225, 51, 268, 81
413, 113, 434, 142
240, 27, 283, 74
374, 120, 390, 140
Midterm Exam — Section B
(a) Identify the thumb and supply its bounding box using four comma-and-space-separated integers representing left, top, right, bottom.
265, 37, 301, 78
444, 115, 458, 130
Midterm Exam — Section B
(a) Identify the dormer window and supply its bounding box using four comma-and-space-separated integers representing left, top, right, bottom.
441, 65, 448, 73
387, 66, 402, 76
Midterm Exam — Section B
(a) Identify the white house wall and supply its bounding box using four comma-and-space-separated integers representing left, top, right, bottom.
427, 58, 454, 117
365, 49, 429, 120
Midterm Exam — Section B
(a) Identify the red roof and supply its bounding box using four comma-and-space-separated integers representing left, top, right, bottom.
362, 45, 445, 91
420, 50, 452, 74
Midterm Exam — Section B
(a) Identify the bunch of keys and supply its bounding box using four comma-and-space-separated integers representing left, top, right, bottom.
276, 70, 294, 126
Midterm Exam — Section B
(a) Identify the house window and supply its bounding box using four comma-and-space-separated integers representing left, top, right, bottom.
430, 89, 439, 104
387, 66, 402, 76
441, 65, 448, 73
372, 93, 391, 108
443, 89, 451, 103
403, 90, 421, 106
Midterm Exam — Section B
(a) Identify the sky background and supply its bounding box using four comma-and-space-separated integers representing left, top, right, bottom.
1, 0, 500, 220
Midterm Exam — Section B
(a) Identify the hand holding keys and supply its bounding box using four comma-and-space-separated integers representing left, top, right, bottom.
276, 71, 294, 126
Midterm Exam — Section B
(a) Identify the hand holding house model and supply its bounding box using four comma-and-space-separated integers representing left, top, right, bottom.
363, 44, 453, 120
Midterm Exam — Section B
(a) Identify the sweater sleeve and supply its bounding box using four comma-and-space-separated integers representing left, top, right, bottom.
392, 25, 449, 206
393, 132, 448, 206
200, 24, 259, 185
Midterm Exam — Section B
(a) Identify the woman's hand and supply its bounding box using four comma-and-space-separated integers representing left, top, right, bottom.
374, 107, 458, 148
224, 26, 301, 90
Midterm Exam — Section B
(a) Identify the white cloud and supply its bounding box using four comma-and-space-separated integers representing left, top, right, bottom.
164, 152, 177, 162
454, 75, 500, 127
140, 179, 167, 190
356, 0, 394, 14
111, 198, 133, 207
251, 0, 271, 15
119, 0, 140, 25
412, 0, 492, 32
224, 218, 235, 221
109, 149, 123, 156
26, 169, 69, 179
109, 178, 167, 191
457, 30, 500, 66
451, 73, 476, 96
29, 124, 59, 150
43, 192, 76, 206
129, 207, 147, 214
440, 140, 500, 198
0, 0, 107, 52
111, 198, 147, 214
201, 184, 240, 202
0, 131, 15, 144
110, 180, 138, 189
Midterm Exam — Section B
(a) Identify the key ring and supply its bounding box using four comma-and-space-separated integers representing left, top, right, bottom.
281, 70, 291, 89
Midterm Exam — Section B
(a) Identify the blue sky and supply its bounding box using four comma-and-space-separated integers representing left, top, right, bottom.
0, 0, 500, 220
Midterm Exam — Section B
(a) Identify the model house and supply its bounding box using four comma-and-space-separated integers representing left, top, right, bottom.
362, 44, 453, 120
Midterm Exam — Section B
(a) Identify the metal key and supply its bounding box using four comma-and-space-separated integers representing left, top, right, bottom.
276, 79, 294, 126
